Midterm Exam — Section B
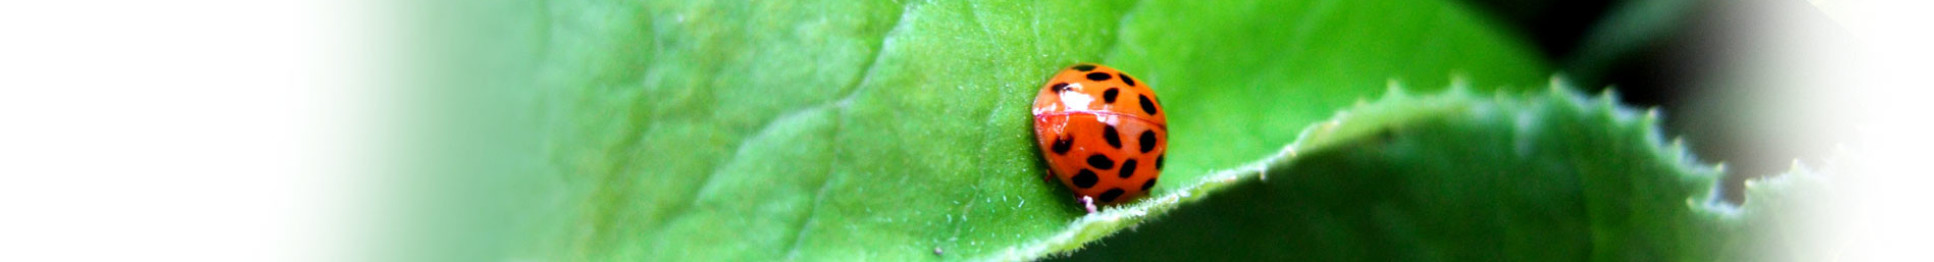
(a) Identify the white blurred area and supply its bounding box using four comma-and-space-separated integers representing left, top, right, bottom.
0, 0, 382, 261
1800, 0, 1934, 260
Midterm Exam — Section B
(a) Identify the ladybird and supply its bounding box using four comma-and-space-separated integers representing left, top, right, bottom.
1032, 63, 1167, 205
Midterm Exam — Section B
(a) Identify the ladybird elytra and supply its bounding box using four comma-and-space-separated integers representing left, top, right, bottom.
1031, 63, 1167, 205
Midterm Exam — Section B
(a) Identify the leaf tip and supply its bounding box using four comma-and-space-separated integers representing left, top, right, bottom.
1447, 74, 1472, 95
1547, 75, 1573, 93
1787, 158, 1811, 173
1666, 136, 1692, 161
1384, 78, 1409, 98
1596, 86, 1622, 103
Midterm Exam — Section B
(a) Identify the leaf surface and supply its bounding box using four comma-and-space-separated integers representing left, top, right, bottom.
434, 0, 1640, 261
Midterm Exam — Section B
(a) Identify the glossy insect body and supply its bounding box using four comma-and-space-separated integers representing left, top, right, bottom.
1032, 64, 1167, 205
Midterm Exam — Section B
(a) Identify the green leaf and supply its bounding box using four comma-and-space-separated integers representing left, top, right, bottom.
436, 0, 1583, 260
1047, 84, 1745, 261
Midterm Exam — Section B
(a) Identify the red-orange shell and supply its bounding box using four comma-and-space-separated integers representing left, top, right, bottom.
1031, 64, 1167, 205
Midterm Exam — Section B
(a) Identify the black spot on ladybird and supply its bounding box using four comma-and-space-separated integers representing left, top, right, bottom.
1102, 125, 1121, 149
1086, 72, 1111, 81
1118, 159, 1137, 178
1137, 130, 1156, 153
1051, 135, 1073, 155
1051, 82, 1069, 92
1155, 154, 1164, 170
1086, 154, 1114, 170
1098, 188, 1125, 203
1119, 73, 1136, 86
1138, 94, 1158, 115
1102, 88, 1119, 103
1141, 177, 1157, 191
1073, 169, 1099, 188
1072, 64, 1096, 72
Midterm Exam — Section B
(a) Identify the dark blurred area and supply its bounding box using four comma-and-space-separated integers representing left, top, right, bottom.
1458, 0, 1622, 59
1455, 0, 1852, 205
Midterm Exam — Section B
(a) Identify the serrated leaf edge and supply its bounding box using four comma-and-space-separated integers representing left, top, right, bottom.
981, 76, 1746, 261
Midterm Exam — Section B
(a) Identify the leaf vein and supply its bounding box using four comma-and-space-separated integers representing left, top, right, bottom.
782, 1, 921, 259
